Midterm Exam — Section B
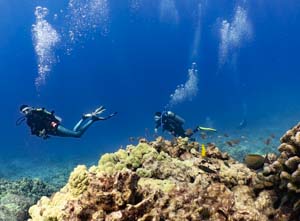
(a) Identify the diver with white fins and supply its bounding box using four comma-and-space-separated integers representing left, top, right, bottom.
237, 118, 247, 129
154, 111, 217, 138
237, 102, 248, 129
17, 105, 117, 139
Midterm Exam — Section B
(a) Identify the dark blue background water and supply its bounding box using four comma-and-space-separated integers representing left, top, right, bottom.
1, 0, 300, 179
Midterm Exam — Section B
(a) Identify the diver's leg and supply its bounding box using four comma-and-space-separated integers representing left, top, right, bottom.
73, 117, 87, 131
76, 112, 117, 131
193, 126, 202, 134
56, 119, 95, 138
72, 106, 108, 131
76, 119, 95, 134
56, 125, 81, 138
177, 126, 188, 138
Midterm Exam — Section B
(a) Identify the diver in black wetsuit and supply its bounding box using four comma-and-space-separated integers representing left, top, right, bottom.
154, 111, 216, 138
17, 105, 117, 139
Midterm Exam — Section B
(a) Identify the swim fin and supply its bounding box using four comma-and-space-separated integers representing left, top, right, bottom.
93, 106, 106, 115
93, 112, 118, 121
198, 126, 217, 132
84, 106, 106, 118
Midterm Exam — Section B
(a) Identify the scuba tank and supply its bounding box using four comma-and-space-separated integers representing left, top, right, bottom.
37, 108, 62, 123
166, 111, 185, 125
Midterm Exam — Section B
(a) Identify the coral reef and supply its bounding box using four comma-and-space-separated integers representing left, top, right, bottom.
254, 123, 300, 220
0, 178, 55, 221
29, 136, 288, 221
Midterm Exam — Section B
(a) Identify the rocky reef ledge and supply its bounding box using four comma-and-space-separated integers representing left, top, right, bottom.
0, 178, 55, 221
29, 124, 300, 221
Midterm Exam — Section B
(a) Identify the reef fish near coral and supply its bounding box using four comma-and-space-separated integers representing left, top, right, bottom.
244, 154, 266, 170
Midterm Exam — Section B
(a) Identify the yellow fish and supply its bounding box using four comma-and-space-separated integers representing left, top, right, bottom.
201, 144, 206, 157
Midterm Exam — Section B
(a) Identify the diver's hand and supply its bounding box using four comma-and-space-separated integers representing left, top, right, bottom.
39, 129, 46, 137
38, 129, 49, 139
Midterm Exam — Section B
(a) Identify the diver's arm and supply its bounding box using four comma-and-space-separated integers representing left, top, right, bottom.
31, 126, 43, 137
28, 119, 38, 135
154, 121, 161, 133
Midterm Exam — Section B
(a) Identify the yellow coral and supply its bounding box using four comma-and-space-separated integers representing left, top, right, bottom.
98, 153, 117, 167
138, 178, 175, 193
136, 168, 152, 177
115, 149, 129, 161
29, 192, 72, 221
68, 165, 89, 196
96, 143, 157, 174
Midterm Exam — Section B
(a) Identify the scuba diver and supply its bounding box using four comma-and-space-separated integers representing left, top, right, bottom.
17, 105, 117, 139
237, 102, 248, 129
154, 111, 216, 138
237, 118, 247, 130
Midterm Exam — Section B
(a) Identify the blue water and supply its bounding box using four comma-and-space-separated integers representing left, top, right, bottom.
1, 0, 300, 181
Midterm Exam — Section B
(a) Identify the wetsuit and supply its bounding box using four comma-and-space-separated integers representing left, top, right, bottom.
155, 111, 189, 137
26, 108, 101, 139
26, 108, 59, 138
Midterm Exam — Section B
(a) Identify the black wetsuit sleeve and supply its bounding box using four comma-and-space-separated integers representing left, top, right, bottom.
26, 111, 47, 136
155, 121, 161, 130
27, 120, 39, 136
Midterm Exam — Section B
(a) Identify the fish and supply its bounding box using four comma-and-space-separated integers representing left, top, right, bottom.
270, 134, 276, 139
264, 138, 271, 146
244, 154, 269, 170
223, 133, 229, 137
201, 144, 206, 157
198, 165, 217, 174
231, 139, 240, 145
226, 141, 234, 147
200, 132, 207, 139
225, 139, 240, 147
185, 128, 194, 137
224, 161, 230, 168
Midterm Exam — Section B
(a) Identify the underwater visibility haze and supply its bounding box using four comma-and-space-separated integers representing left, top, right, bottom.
1, 0, 300, 219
